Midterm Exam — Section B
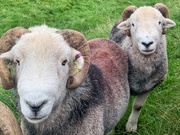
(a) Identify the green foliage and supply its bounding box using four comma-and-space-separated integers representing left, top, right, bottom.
0, 0, 179, 134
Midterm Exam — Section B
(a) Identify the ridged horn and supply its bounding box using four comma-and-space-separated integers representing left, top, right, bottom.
154, 3, 170, 34
121, 6, 137, 36
0, 27, 30, 89
154, 3, 170, 18
57, 30, 90, 89
0, 101, 23, 135
0, 59, 14, 89
122, 6, 138, 21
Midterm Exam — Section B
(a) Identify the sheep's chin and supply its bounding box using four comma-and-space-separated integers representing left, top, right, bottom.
25, 115, 49, 124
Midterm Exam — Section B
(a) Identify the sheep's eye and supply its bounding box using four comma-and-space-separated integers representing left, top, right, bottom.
132, 23, 135, 27
62, 59, 67, 66
159, 21, 161, 25
16, 60, 20, 66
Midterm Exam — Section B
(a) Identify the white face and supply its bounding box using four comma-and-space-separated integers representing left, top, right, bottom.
129, 8, 163, 55
117, 7, 176, 55
0, 28, 84, 124
16, 36, 71, 124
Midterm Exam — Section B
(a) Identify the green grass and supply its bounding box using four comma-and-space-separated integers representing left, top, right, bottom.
0, 0, 179, 134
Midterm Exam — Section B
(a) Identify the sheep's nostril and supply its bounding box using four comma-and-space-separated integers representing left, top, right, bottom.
141, 41, 154, 48
26, 100, 47, 116
31, 106, 41, 115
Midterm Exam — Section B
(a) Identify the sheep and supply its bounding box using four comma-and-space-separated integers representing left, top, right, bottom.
0, 25, 129, 135
109, 3, 176, 132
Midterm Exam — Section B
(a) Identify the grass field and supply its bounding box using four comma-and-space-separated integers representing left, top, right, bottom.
0, 0, 179, 134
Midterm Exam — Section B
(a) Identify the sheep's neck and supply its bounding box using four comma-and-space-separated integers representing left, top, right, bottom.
122, 37, 167, 74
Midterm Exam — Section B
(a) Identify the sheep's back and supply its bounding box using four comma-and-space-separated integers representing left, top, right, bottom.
89, 38, 128, 84
109, 20, 126, 45
88, 38, 129, 132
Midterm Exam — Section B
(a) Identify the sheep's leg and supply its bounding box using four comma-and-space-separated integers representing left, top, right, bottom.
126, 91, 150, 132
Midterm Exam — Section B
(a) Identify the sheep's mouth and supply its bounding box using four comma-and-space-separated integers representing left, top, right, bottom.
141, 49, 155, 55
29, 117, 43, 120
143, 49, 154, 52
25, 115, 48, 123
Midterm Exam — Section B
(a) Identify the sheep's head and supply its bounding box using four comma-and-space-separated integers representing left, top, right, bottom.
117, 3, 176, 55
0, 25, 90, 124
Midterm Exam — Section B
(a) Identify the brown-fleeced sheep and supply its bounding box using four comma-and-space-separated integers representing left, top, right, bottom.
0, 25, 129, 135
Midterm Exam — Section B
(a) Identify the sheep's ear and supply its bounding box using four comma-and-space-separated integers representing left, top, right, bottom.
163, 18, 176, 28
58, 29, 90, 89
117, 20, 131, 36
162, 18, 176, 34
0, 51, 14, 61
117, 20, 130, 30
70, 48, 84, 75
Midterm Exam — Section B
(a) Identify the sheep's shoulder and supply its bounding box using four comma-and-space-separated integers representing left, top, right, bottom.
88, 38, 128, 79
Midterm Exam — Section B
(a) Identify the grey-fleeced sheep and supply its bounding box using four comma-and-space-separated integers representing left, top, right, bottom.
109, 3, 176, 132
0, 25, 129, 135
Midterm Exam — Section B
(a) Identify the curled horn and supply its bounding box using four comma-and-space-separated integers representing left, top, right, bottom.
0, 101, 23, 135
154, 3, 170, 18
121, 6, 137, 36
0, 27, 30, 89
57, 30, 90, 89
0, 59, 14, 89
122, 6, 138, 21
154, 3, 170, 34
